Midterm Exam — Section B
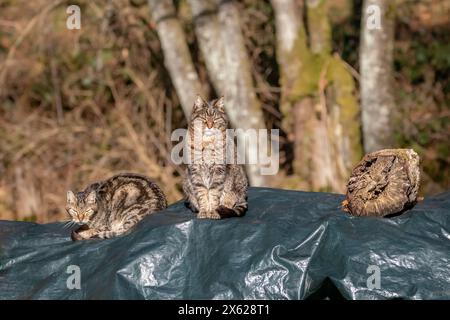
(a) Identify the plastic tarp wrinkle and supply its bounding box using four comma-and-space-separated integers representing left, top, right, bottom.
0, 187, 449, 299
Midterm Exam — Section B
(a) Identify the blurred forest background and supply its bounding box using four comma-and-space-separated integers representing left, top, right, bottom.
0, 0, 449, 222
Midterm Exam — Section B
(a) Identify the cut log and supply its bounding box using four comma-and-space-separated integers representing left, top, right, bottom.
343, 149, 420, 217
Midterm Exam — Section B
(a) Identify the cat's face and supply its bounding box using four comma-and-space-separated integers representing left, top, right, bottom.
66, 190, 98, 224
190, 95, 228, 138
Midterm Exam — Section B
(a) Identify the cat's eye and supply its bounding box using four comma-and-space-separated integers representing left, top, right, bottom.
68, 209, 77, 216
85, 209, 94, 216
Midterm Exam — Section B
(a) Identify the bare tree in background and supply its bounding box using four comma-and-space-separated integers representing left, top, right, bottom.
187, 0, 271, 186
360, 0, 396, 152
147, 0, 205, 118
271, 0, 362, 192
187, 0, 227, 92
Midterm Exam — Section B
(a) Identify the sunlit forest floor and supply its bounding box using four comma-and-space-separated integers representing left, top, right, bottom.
0, 0, 449, 222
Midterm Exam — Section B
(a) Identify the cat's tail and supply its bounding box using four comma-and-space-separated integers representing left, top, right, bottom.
216, 201, 248, 218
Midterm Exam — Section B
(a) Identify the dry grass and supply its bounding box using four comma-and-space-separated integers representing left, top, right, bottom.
0, 0, 186, 221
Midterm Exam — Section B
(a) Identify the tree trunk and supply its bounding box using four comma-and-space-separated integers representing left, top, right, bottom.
360, 0, 396, 153
187, 0, 227, 93
306, 0, 332, 54
272, 0, 362, 192
147, 0, 205, 118
189, 0, 270, 187
216, 0, 270, 187
271, 0, 309, 182
270, 0, 305, 96
270, 0, 304, 67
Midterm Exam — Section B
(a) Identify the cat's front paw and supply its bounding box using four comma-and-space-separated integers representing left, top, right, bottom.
197, 211, 209, 219
73, 228, 98, 240
197, 211, 221, 220
71, 224, 90, 241
71, 230, 83, 241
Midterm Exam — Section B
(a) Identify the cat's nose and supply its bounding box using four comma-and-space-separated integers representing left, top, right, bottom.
206, 121, 213, 129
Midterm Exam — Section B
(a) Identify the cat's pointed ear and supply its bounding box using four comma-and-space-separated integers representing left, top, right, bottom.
67, 190, 76, 205
86, 191, 96, 205
214, 96, 225, 111
193, 94, 205, 112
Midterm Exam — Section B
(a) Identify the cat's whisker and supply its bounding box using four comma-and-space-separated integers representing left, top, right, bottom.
63, 221, 75, 229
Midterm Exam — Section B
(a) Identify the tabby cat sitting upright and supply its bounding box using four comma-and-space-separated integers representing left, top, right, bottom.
66, 173, 167, 240
183, 95, 248, 219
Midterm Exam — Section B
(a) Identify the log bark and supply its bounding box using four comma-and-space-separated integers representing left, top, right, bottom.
360, 0, 396, 152
343, 149, 420, 217
147, 0, 205, 118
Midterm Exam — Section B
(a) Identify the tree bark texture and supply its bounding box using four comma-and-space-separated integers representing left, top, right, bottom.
148, 0, 205, 118
187, 0, 227, 93
306, 0, 332, 54
360, 0, 396, 153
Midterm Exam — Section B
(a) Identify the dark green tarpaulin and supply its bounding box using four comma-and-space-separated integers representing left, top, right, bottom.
0, 187, 449, 299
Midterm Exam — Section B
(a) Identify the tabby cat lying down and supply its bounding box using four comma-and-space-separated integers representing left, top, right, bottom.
66, 173, 167, 240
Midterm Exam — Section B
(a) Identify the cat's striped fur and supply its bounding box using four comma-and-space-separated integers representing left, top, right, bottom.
183, 95, 248, 219
66, 173, 167, 240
